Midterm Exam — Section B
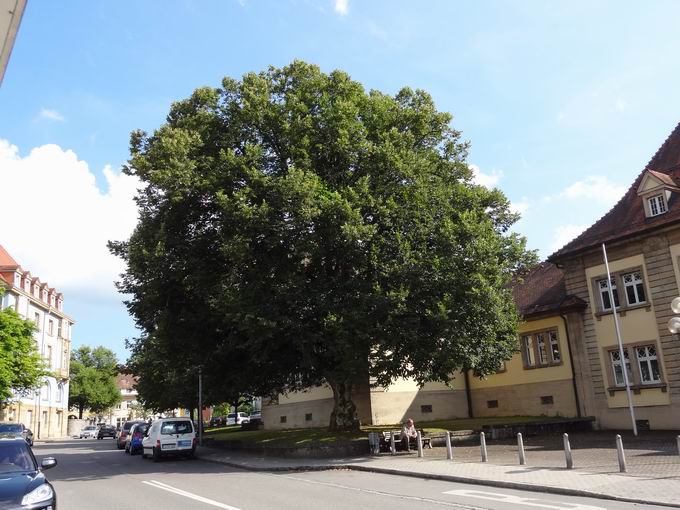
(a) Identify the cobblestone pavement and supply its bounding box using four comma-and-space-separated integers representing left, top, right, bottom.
423, 430, 680, 477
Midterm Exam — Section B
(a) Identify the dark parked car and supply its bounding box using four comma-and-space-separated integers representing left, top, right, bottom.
97, 425, 116, 440
0, 423, 34, 447
0, 436, 57, 509
116, 420, 145, 450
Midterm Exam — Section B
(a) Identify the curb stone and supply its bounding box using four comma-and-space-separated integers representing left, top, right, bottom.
197, 454, 680, 509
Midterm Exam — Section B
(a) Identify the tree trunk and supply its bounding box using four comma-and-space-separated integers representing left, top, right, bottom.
328, 380, 360, 432
78, 405, 83, 419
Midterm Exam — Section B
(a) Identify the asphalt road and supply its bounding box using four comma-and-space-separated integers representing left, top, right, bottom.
33, 439, 663, 510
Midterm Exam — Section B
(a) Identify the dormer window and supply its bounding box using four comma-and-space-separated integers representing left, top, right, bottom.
648, 194, 667, 216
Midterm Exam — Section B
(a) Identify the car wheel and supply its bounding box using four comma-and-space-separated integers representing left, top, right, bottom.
152, 447, 160, 463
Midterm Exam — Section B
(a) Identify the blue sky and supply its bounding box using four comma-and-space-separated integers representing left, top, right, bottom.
2, 0, 680, 360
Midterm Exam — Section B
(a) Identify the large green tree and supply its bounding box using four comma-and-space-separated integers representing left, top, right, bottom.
0, 291, 47, 405
68, 346, 121, 419
110, 61, 536, 431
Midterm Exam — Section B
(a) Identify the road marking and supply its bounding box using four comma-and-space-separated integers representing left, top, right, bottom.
142, 480, 241, 509
274, 473, 484, 509
443, 490, 606, 510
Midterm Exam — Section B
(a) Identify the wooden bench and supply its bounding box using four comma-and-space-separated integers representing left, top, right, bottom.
380, 429, 432, 452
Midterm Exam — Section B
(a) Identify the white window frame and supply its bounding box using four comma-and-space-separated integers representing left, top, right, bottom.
598, 277, 620, 311
635, 345, 661, 384
536, 332, 548, 365
622, 271, 646, 306
548, 330, 561, 362
648, 194, 667, 216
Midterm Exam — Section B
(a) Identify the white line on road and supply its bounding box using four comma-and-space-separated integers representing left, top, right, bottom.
273, 473, 485, 509
443, 490, 606, 510
142, 480, 241, 510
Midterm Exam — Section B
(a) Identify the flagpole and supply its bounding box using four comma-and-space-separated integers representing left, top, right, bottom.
602, 243, 638, 436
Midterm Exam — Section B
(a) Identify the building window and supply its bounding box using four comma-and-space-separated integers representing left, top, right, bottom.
56, 385, 63, 403
33, 312, 41, 328
635, 345, 661, 384
648, 194, 667, 216
598, 277, 620, 311
42, 411, 48, 426
610, 349, 633, 387
47, 345, 52, 366
522, 329, 561, 368
420, 405, 433, 413
521, 335, 535, 367
280, 416, 287, 424
622, 272, 646, 306
48, 319, 54, 335
41, 383, 50, 401
305, 413, 313, 421
487, 400, 498, 408
540, 395, 554, 405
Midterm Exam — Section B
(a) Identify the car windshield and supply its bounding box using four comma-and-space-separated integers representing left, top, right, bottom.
122, 422, 134, 431
136, 424, 149, 434
0, 424, 22, 434
84, 426, 96, 431
160, 421, 193, 435
227, 414, 235, 419
0, 442, 36, 473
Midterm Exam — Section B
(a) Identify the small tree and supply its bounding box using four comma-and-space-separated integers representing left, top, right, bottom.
68, 346, 121, 419
0, 291, 47, 408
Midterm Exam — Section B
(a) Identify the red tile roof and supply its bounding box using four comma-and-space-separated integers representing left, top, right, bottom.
550, 122, 680, 260
0, 244, 19, 269
512, 262, 586, 318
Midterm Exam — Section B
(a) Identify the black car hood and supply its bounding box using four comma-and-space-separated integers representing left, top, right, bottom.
0, 470, 45, 509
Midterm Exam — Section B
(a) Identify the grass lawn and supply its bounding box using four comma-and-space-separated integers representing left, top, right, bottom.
203, 415, 571, 447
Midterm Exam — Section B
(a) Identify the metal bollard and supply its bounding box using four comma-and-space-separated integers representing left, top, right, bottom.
563, 433, 573, 469
445, 431, 453, 460
676, 435, 680, 458
517, 432, 526, 465
616, 434, 627, 473
390, 432, 396, 455
417, 430, 424, 458
480, 431, 488, 462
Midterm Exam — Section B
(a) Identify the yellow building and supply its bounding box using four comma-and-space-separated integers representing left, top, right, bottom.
263, 122, 680, 431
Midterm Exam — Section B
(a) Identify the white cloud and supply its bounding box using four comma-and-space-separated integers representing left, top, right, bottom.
615, 98, 627, 112
551, 224, 588, 253
560, 175, 626, 205
469, 164, 503, 188
510, 197, 530, 215
334, 0, 348, 15
38, 108, 65, 122
0, 139, 139, 301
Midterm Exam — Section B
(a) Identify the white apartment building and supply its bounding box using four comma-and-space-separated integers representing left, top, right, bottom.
0, 244, 74, 438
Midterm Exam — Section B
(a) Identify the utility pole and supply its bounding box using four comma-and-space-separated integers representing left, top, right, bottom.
198, 365, 203, 447
602, 243, 638, 436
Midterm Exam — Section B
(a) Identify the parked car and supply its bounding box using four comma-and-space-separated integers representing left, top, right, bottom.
141, 417, 196, 462
226, 412, 250, 425
0, 423, 34, 447
116, 420, 145, 450
125, 422, 149, 455
209, 416, 225, 427
97, 425, 116, 440
79, 425, 98, 439
0, 436, 57, 508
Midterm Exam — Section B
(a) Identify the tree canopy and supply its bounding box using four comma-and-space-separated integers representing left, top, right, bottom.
68, 345, 121, 419
0, 291, 47, 403
110, 61, 536, 430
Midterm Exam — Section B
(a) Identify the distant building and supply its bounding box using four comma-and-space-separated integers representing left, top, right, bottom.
0, 244, 75, 438
105, 374, 144, 428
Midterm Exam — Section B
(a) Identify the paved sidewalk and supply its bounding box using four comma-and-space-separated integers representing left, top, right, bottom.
197, 443, 680, 508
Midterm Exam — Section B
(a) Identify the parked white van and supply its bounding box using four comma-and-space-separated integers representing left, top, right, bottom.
141, 417, 196, 462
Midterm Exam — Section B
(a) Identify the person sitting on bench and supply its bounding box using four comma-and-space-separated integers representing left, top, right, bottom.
400, 418, 418, 451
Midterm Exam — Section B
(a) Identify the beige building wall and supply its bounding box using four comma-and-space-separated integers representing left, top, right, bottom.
469, 316, 578, 418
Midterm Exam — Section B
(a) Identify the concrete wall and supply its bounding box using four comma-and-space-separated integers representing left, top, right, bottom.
471, 379, 577, 418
